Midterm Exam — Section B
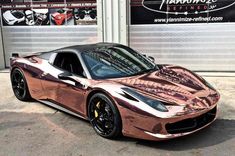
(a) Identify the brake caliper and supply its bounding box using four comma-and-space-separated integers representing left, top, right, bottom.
94, 101, 100, 118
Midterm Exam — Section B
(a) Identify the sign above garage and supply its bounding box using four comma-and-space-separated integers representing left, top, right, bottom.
131, 0, 235, 24
0, 1, 97, 26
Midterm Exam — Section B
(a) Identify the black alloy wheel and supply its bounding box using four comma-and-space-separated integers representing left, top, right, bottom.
79, 12, 85, 19
88, 93, 122, 139
11, 68, 31, 101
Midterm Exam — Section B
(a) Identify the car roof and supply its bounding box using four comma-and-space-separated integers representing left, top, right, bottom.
52, 42, 123, 54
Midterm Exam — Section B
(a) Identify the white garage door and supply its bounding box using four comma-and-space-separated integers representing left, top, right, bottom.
129, 0, 235, 71
1, 1, 98, 67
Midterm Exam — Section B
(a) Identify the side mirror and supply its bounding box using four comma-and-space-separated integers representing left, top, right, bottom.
58, 71, 73, 81
143, 54, 155, 63
58, 72, 85, 88
148, 56, 155, 63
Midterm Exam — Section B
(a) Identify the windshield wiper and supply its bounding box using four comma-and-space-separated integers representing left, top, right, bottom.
129, 67, 157, 77
139, 68, 155, 74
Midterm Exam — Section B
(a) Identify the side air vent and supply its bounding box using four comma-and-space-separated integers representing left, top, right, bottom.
119, 91, 139, 102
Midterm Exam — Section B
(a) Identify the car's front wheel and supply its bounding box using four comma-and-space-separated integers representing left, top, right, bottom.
11, 68, 31, 101
88, 93, 122, 139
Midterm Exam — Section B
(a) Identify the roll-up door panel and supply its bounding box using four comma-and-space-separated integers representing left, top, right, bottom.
3, 26, 97, 67
130, 24, 235, 71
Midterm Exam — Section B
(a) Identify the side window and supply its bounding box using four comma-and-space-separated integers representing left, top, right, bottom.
53, 52, 85, 77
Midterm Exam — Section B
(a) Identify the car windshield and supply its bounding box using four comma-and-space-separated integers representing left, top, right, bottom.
11, 11, 24, 18
81, 45, 157, 79
57, 9, 65, 13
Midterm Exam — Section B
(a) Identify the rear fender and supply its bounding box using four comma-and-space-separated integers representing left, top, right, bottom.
10, 54, 45, 100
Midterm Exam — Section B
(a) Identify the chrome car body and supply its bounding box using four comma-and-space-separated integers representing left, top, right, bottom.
10, 43, 220, 140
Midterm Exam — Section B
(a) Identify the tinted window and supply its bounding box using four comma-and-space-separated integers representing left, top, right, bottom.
81, 45, 157, 79
53, 52, 85, 77
12, 11, 24, 18
57, 9, 65, 14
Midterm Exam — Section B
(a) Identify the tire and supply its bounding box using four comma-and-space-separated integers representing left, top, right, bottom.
90, 13, 96, 19
11, 68, 31, 101
79, 13, 85, 19
74, 14, 79, 20
88, 93, 122, 139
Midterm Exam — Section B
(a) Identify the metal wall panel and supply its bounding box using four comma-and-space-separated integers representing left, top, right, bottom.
2, 26, 98, 67
129, 24, 235, 71
99, 0, 128, 44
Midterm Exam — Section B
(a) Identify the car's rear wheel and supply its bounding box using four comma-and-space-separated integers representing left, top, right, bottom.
90, 12, 96, 19
88, 93, 122, 139
11, 68, 31, 101
62, 19, 65, 25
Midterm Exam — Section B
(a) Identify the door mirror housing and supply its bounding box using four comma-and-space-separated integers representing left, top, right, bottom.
58, 71, 73, 81
148, 56, 155, 63
58, 71, 85, 88
143, 54, 155, 63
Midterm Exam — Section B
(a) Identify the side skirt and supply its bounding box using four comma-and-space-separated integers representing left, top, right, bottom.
38, 99, 87, 120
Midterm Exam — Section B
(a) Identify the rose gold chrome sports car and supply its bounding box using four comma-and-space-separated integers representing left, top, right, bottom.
10, 43, 220, 141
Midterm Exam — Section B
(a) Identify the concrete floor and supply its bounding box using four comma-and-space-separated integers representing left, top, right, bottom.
0, 71, 234, 156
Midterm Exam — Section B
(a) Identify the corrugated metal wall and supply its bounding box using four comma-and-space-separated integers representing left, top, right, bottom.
2, 26, 98, 66
129, 24, 235, 71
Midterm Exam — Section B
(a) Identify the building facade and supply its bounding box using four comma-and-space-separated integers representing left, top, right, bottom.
1, 0, 235, 71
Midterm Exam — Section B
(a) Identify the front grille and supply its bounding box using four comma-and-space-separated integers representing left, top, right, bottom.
166, 107, 217, 134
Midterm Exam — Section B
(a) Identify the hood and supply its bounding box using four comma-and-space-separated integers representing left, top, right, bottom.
52, 12, 62, 17
33, 9, 48, 14
112, 65, 219, 110
3, 11, 17, 21
25, 10, 33, 16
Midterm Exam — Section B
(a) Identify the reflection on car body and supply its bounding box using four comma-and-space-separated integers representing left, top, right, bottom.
10, 43, 220, 141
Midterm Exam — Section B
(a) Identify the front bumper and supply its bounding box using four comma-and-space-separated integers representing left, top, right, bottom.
118, 102, 217, 141
51, 16, 64, 25
3, 17, 15, 25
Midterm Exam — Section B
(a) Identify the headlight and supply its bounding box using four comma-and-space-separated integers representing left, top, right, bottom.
195, 73, 215, 90
121, 87, 168, 112
205, 81, 216, 90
